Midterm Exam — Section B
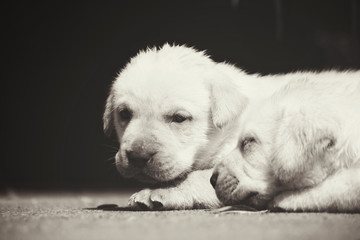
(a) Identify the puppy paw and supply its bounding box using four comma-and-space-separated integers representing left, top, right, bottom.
270, 191, 309, 212
128, 188, 155, 210
128, 188, 194, 210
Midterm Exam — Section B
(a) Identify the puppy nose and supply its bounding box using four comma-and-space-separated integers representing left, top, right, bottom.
210, 172, 218, 188
126, 150, 154, 168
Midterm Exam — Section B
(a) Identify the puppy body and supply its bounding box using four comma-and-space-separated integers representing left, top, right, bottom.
212, 72, 360, 212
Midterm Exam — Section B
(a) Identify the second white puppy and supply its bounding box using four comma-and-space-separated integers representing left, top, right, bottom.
211, 71, 360, 212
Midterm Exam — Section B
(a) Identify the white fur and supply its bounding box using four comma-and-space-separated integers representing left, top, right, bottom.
213, 73, 360, 212
104, 43, 360, 210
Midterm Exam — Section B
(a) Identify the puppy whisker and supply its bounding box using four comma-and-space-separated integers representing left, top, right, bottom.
102, 143, 119, 150
104, 156, 116, 162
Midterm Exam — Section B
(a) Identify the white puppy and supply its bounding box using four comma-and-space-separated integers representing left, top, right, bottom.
211, 72, 360, 212
103, 44, 247, 209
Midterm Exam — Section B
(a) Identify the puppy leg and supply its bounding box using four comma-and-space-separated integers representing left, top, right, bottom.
272, 168, 360, 212
128, 169, 222, 210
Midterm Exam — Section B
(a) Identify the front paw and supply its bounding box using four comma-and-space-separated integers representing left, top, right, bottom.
270, 191, 307, 212
128, 188, 160, 210
128, 188, 193, 210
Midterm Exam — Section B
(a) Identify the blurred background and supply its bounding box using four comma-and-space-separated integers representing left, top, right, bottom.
2, 0, 359, 191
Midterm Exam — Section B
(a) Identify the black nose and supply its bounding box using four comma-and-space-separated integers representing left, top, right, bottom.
126, 150, 153, 168
210, 172, 218, 188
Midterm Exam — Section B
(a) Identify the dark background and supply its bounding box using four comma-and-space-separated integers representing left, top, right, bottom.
2, 0, 359, 190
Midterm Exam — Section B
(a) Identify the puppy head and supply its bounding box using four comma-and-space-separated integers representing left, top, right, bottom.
212, 100, 337, 209
103, 44, 246, 183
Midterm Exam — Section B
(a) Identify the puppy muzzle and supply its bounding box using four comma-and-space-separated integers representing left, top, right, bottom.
126, 138, 158, 169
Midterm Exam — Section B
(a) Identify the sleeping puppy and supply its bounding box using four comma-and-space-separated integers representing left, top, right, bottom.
211, 72, 360, 212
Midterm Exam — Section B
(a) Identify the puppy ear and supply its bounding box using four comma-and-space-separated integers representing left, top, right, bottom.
208, 66, 248, 129
103, 91, 114, 136
273, 113, 336, 184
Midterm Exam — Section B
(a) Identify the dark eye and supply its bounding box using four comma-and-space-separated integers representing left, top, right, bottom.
119, 108, 132, 121
240, 137, 256, 152
171, 114, 189, 123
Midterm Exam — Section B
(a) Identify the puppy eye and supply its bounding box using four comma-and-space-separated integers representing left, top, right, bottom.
170, 113, 191, 123
171, 114, 188, 123
240, 137, 256, 153
119, 108, 132, 121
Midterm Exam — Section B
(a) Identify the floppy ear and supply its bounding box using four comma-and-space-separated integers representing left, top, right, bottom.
103, 90, 114, 136
208, 68, 248, 129
273, 113, 336, 183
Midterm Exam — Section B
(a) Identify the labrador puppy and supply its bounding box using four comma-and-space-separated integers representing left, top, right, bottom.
103, 44, 248, 209
211, 72, 360, 212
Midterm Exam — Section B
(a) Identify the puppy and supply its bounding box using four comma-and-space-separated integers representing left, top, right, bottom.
103, 44, 248, 209
211, 72, 360, 212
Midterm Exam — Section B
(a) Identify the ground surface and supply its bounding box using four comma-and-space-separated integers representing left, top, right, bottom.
0, 190, 359, 240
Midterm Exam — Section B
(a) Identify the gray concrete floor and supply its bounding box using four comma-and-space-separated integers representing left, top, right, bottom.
0, 190, 359, 240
